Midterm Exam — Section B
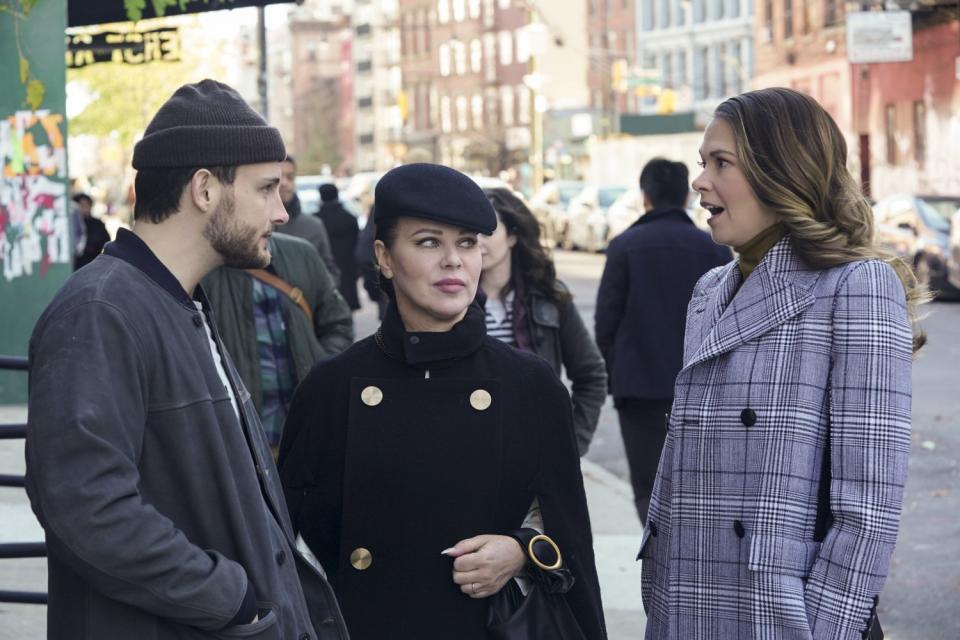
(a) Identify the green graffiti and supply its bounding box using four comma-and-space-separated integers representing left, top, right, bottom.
124, 0, 146, 21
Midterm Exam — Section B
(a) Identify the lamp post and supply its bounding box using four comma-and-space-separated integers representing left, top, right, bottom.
523, 13, 549, 194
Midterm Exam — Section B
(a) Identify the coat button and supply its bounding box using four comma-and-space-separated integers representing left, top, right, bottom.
409, 335, 420, 344
350, 547, 373, 570
361, 386, 383, 407
740, 408, 757, 427
649, 521, 658, 537
299, 634, 311, 640
734, 520, 745, 538
192, 314, 204, 328
275, 550, 286, 566
470, 389, 492, 411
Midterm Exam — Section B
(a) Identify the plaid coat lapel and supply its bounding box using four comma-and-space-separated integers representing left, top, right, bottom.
682, 236, 817, 373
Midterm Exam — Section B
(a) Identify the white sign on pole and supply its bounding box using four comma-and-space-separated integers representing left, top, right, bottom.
846, 11, 913, 64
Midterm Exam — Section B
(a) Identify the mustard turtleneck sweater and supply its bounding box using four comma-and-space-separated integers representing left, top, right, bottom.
735, 223, 786, 282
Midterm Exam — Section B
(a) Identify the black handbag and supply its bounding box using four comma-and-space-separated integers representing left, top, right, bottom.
486, 531, 587, 640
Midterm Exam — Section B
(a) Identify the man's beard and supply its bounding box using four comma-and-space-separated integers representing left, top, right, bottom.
203, 189, 270, 269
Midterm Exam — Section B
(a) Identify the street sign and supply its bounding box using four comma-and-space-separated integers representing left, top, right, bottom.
846, 11, 913, 64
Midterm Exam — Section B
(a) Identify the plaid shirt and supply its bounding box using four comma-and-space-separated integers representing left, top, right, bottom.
251, 278, 298, 445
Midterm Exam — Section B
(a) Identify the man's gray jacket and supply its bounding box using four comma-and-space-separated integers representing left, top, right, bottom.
25, 228, 349, 640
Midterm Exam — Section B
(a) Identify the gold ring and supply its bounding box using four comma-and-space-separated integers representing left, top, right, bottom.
527, 534, 562, 571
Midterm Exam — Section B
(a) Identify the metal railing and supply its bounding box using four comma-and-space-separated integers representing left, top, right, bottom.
0, 354, 47, 605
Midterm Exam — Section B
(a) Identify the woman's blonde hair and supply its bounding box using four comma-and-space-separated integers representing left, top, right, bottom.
714, 87, 928, 351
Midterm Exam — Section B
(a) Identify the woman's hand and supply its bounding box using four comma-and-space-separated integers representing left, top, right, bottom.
444, 534, 527, 599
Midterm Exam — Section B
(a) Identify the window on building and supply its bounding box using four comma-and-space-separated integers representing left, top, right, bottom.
429, 85, 438, 128
454, 40, 467, 74
484, 0, 495, 26
472, 94, 484, 129
456, 95, 468, 130
714, 0, 723, 20
498, 0, 510, 9
485, 87, 499, 126
441, 95, 452, 132
762, 0, 773, 42
913, 101, 926, 166
824, 0, 839, 27
693, 0, 705, 23
728, 0, 740, 18
641, 0, 653, 30
469, 0, 481, 19
420, 9, 430, 52
484, 33, 497, 81
501, 85, 515, 126
662, 54, 672, 89
885, 103, 896, 165
471, 39, 483, 73
728, 41, 741, 95
659, 0, 670, 29
439, 43, 451, 76
784, 0, 793, 39
715, 44, 726, 97
518, 85, 531, 125
438, 0, 450, 23
453, 0, 466, 22
676, 49, 687, 86
516, 28, 531, 63
694, 46, 708, 100
499, 30, 513, 65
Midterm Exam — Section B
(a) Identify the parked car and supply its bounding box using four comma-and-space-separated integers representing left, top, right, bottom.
605, 187, 642, 242
950, 207, 960, 291
872, 194, 960, 298
528, 180, 585, 247
562, 185, 628, 252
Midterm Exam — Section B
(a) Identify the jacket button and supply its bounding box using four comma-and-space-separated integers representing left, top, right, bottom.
740, 408, 757, 427
192, 314, 203, 327
409, 335, 420, 344
470, 389, 492, 411
350, 547, 373, 570
275, 550, 286, 566
649, 521, 658, 537
299, 634, 311, 640
734, 520, 746, 538
361, 386, 383, 407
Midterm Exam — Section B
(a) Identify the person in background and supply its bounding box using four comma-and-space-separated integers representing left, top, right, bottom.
317, 183, 361, 310
354, 208, 389, 319
73, 192, 111, 270
25, 79, 347, 640
639, 87, 922, 640
203, 231, 353, 453
480, 187, 607, 456
278, 154, 341, 284
594, 158, 731, 522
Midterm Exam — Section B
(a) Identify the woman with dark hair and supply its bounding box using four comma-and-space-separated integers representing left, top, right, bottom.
480, 188, 607, 455
639, 87, 923, 639
278, 164, 606, 640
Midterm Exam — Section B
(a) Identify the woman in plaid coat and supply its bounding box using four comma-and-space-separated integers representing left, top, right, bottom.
639, 88, 925, 640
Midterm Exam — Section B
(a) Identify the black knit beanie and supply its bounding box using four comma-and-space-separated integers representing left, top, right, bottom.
132, 79, 285, 169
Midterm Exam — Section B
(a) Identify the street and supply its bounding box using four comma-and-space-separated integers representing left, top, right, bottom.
0, 249, 957, 639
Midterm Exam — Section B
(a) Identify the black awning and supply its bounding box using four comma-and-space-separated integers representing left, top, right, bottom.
68, 1, 298, 28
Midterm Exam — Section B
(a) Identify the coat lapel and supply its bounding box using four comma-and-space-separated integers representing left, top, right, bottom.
682, 237, 817, 372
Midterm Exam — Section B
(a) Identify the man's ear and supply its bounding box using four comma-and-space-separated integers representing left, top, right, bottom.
189, 169, 219, 213
373, 239, 393, 279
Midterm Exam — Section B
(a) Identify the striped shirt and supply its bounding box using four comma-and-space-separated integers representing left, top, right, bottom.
485, 290, 515, 345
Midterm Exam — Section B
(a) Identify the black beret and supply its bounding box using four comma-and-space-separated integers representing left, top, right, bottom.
373, 163, 496, 235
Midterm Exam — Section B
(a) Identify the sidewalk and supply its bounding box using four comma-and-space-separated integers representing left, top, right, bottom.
0, 404, 645, 639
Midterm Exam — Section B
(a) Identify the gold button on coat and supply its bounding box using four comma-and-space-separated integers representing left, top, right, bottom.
350, 547, 373, 570
470, 389, 492, 411
361, 386, 383, 407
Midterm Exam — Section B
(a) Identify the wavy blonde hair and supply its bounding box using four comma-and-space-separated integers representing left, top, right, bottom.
714, 87, 928, 351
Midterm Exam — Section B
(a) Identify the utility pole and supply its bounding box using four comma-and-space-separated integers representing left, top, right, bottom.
528, 5, 544, 194
257, 6, 269, 119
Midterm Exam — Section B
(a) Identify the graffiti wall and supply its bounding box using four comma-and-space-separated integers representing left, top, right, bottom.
1, 0, 69, 404
1, 110, 70, 282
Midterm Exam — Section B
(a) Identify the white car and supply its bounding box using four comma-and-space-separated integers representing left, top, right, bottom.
528, 180, 586, 248
562, 185, 628, 252
605, 188, 643, 243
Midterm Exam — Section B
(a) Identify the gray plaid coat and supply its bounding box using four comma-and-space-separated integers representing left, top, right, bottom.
639, 236, 913, 640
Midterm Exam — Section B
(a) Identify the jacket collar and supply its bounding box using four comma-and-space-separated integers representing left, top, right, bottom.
104, 228, 196, 309
682, 234, 819, 372
629, 206, 693, 229
376, 296, 488, 368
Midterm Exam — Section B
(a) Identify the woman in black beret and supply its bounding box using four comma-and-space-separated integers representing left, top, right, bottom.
278, 163, 606, 640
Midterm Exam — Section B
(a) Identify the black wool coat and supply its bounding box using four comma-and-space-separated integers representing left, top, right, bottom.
279, 301, 607, 640
317, 201, 361, 309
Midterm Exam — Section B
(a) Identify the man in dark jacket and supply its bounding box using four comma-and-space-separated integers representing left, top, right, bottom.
72, 192, 110, 270
279, 155, 341, 284
316, 183, 361, 309
25, 80, 348, 640
595, 158, 732, 523
203, 232, 353, 449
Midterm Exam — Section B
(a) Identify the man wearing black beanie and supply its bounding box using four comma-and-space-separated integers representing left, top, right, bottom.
25, 80, 349, 640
